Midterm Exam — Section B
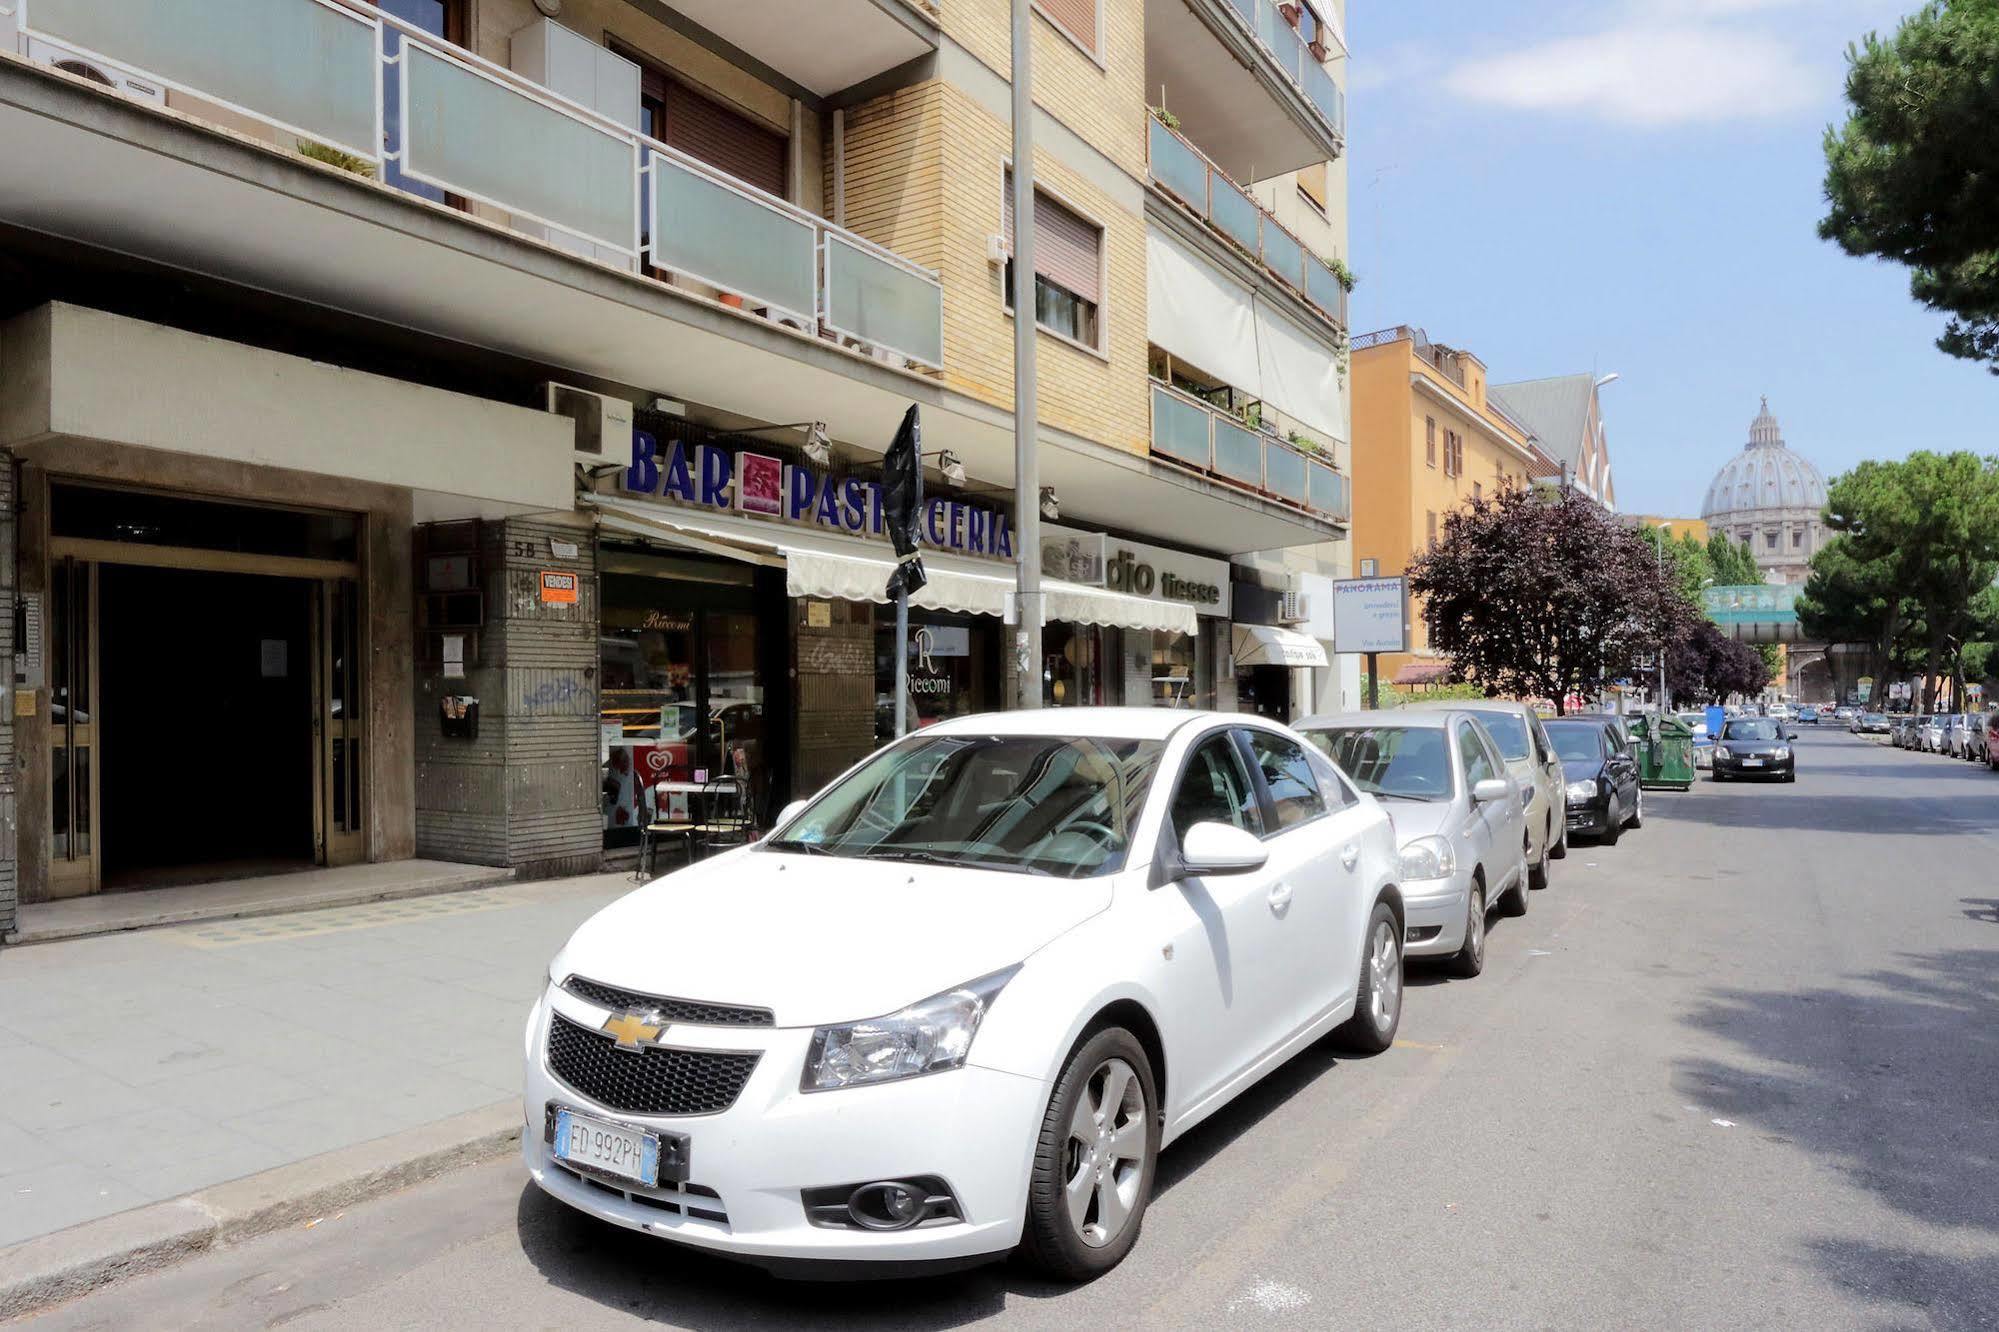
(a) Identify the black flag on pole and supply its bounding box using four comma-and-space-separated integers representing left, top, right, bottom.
882, 405, 927, 597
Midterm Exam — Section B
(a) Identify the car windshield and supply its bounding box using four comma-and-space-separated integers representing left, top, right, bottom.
765, 734, 1161, 878
1863, 713, 1885, 723
1463, 711, 1530, 761
1304, 726, 1453, 801
1724, 719, 1782, 742
1545, 724, 1604, 763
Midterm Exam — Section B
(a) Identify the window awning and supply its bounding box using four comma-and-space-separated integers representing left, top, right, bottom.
1232, 623, 1327, 668
586, 495, 1197, 635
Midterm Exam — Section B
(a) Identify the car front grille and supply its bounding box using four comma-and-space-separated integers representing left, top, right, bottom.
546, 1013, 760, 1117
561, 976, 774, 1028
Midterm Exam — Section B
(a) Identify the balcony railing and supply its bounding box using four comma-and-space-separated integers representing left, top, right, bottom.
1221, 0, 1346, 139
1148, 118, 1349, 331
1150, 380, 1351, 524
14, 0, 945, 371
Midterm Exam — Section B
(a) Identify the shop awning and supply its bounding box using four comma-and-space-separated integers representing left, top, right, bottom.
1232, 623, 1327, 668
586, 496, 1196, 635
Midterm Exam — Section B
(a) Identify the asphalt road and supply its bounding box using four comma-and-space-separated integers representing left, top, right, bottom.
18, 725, 1999, 1331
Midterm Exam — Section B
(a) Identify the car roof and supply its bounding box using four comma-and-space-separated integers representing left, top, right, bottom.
1294, 710, 1459, 732
919, 707, 1225, 742
1400, 699, 1536, 718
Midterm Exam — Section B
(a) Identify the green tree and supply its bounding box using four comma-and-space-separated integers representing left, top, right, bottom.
1705, 532, 1763, 587
1821, 2, 1999, 370
1812, 452, 1999, 708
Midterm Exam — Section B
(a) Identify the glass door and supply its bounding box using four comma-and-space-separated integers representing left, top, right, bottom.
312, 579, 366, 866
50, 558, 99, 896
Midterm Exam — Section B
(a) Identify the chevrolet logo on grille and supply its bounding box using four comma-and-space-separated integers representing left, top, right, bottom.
602, 1010, 666, 1051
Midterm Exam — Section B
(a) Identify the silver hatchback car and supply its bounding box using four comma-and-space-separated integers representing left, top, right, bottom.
1403, 700, 1566, 888
1298, 711, 1530, 979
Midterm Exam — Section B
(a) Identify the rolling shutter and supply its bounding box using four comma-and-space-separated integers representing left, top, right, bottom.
661, 80, 787, 199
1036, 0, 1098, 52
1003, 170, 1101, 304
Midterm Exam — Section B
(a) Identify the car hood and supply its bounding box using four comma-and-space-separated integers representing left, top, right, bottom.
1721, 741, 1789, 756
1383, 798, 1459, 843
1559, 759, 1605, 784
551, 849, 1114, 1027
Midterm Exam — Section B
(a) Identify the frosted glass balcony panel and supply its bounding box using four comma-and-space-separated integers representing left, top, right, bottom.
1309, 462, 1351, 520
1209, 177, 1262, 255
1148, 119, 1209, 211
1265, 443, 1309, 502
29, 0, 377, 154
1256, 1, 1303, 83
650, 155, 817, 316
1215, 419, 1264, 485
404, 45, 635, 253
1261, 225, 1305, 289
1306, 261, 1346, 323
1305, 61, 1344, 134
1151, 386, 1213, 467
825, 236, 943, 368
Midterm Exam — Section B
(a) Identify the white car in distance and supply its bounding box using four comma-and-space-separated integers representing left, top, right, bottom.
524, 709, 1405, 1280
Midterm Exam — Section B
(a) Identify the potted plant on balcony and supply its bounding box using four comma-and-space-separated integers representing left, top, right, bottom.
296, 140, 375, 179
1319, 254, 1357, 293
1150, 105, 1180, 131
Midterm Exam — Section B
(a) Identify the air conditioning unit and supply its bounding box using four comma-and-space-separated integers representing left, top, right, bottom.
543, 383, 634, 460
1278, 590, 1311, 625
25, 38, 166, 106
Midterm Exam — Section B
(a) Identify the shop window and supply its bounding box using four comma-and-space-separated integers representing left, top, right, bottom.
1004, 170, 1104, 349
1152, 630, 1213, 709
875, 613, 997, 745
1045, 622, 1107, 706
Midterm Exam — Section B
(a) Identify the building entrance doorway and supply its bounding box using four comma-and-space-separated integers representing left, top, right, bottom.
46, 484, 367, 898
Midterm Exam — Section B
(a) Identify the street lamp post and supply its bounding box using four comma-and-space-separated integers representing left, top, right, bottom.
1008, 0, 1043, 709
1656, 522, 1671, 713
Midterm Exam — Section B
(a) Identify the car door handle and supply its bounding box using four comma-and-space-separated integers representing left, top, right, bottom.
1339, 843, 1360, 871
1267, 881, 1294, 912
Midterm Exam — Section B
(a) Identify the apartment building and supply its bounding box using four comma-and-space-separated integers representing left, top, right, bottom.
0, 0, 1352, 933
1348, 326, 1549, 690
1491, 372, 1619, 510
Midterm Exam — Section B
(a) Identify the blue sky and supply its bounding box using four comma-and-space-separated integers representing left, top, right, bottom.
1347, 0, 1993, 519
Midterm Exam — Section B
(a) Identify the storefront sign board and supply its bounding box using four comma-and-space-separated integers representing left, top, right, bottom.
1332, 577, 1410, 655
1043, 526, 1230, 617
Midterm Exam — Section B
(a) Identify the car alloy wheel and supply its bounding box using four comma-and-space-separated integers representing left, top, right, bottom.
1450, 883, 1486, 978
1021, 1027, 1159, 1279
1369, 916, 1402, 1030
1064, 1057, 1147, 1249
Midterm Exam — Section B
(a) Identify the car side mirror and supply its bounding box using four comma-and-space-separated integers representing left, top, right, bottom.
1179, 822, 1270, 877
1473, 778, 1512, 805
1785, 729, 1798, 741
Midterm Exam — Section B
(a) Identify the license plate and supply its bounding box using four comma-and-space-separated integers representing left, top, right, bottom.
554, 1109, 660, 1187
1742, 758, 1764, 767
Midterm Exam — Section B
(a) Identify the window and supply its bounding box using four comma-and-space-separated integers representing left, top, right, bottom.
380, 0, 469, 207
1296, 162, 1328, 214
1792, 530, 1803, 548
1171, 734, 1263, 840
1765, 531, 1779, 551
1004, 169, 1103, 348
1442, 430, 1464, 477
1359, 558, 1379, 577
1242, 729, 1326, 832
1426, 418, 1437, 467
1473, 481, 1483, 503
1426, 511, 1438, 546
633, 62, 788, 198
1306, 724, 1453, 800
1457, 722, 1498, 787
1034, 0, 1101, 57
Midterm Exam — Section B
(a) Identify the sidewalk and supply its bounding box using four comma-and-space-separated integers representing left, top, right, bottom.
0, 871, 635, 1250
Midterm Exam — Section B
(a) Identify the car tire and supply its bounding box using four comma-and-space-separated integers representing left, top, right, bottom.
1509, 843, 1534, 915
1601, 797, 1623, 844
1449, 881, 1487, 978
1334, 900, 1403, 1054
1528, 825, 1551, 890
1019, 1027, 1159, 1281
1627, 790, 1644, 829
1549, 819, 1568, 860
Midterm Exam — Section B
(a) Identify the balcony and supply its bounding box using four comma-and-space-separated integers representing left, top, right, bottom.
1145, 0, 1345, 182
1148, 116, 1348, 332
1150, 380, 1351, 525
657, 0, 938, 100
8, 0, 943, 371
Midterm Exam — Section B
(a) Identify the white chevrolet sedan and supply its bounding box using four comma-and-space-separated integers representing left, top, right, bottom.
524, 709, 1405, 1279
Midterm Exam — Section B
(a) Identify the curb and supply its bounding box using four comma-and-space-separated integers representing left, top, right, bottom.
0, 1100, 522, 1321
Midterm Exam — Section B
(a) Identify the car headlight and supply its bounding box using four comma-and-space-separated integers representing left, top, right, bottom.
1773, 747, 1790, 759
1397, 835, 1456, 881
803, 967, 1019, 1092
1715, 746, 1731, 760
1564, 779, 1598, 803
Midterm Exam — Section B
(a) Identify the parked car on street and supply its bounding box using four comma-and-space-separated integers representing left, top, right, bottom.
525, 709, 1405, 1280
1964, 713, 1989, 763
1401, 700, 1566, 886
1713, 716, 1797, 782
1855, 712, 1890, 735
1922, 714, 1953, 753
1300, 711, 1530, 978
1677, 711, 1716, 767
1544, 717, 1643, 842
1796, 706, 1820, 725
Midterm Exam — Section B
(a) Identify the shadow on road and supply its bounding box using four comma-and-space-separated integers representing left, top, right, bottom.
1666, 791, 1999, 836
1964, 899, 1999, 924
1675, 947, 1999, 1327
514, 1041, 1353, 1325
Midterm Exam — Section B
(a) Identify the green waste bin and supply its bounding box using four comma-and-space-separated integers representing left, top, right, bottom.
1630, 713, 1695, 790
